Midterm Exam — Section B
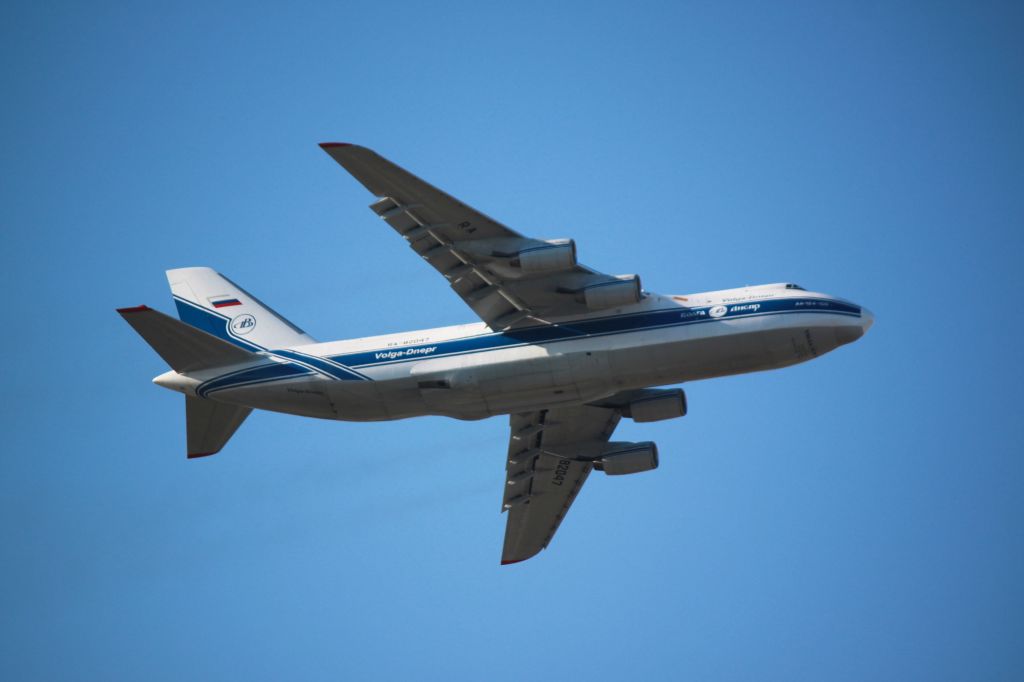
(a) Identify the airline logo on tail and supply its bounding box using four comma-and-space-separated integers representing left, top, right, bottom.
230, 314, 257, 335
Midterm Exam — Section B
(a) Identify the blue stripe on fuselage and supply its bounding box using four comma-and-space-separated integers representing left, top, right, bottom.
271, 349, 368, 381
173, 296, 265, 352
330, 297, 861, 369
197, 297, 860, 394
198, 361, 312, 397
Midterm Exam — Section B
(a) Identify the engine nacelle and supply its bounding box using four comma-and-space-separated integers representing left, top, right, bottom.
583, 275, 642, 310
598, 441, 659, 476
627, 389, 687, 423
515, 239, 577, 274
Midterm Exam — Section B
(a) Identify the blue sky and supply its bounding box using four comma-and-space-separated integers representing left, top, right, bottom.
2, 1, 1022, 679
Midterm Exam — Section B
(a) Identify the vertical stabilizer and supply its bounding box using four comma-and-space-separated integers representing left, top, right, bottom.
167, 267, 315, 351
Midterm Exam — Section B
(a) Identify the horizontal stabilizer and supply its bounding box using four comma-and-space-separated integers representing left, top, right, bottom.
117, 306, 255, 373
186, 395, 252, 458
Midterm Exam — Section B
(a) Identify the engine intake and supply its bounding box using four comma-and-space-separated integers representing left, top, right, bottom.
627, 389, 687, 423
598, 441, 659, 476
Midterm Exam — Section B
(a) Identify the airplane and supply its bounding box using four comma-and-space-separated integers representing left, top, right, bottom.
118, 143, 874, 564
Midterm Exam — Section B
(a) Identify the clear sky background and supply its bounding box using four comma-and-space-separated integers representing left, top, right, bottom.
2, 1, 1022, 679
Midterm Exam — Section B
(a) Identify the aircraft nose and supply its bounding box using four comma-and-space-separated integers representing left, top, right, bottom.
833, 306, 874, 346
860, 306, 874, 334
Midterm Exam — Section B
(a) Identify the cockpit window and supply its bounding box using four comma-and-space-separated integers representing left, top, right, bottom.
785, 283, 805, 290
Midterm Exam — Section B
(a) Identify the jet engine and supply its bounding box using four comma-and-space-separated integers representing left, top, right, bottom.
513, 239, 577, 273
590, 388, 687, 423
583, 275, 642, 310
597, 441, 659, 476
626, 388, 687, 423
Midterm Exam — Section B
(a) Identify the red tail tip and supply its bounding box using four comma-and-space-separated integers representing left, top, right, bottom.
319, 142, 352, 149
501, 558, 527, 566
117, 305, 150, 314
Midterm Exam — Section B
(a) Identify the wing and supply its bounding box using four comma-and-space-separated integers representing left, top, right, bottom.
500, 404, 622, 564
319, 143, 643, 329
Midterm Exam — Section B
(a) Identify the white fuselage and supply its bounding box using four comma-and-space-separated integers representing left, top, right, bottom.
158, 284, 873, 421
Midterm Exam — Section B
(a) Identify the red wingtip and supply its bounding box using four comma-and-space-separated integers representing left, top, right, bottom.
117, 305, 150, 314
319, 142, 352, 149
501, 558, 527, 566
188, 451, 217, 459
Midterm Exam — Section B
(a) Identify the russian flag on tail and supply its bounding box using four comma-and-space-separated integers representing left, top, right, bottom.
211, 298, 242, 308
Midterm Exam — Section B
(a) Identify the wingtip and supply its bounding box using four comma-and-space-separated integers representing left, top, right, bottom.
318, 142, 352, 149
117, 305, 150, 314
187, 451, 217, 459
500, 558, 527, 566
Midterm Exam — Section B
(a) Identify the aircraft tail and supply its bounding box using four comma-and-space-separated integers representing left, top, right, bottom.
166, 267, 315, 351
117, 306, 257, 458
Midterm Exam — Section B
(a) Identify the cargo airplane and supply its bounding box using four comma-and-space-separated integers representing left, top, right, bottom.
118, 144, 873, 564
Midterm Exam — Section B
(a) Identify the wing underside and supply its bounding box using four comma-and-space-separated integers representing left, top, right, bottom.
319, 144, 641, 328
501, 405, 622, 564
